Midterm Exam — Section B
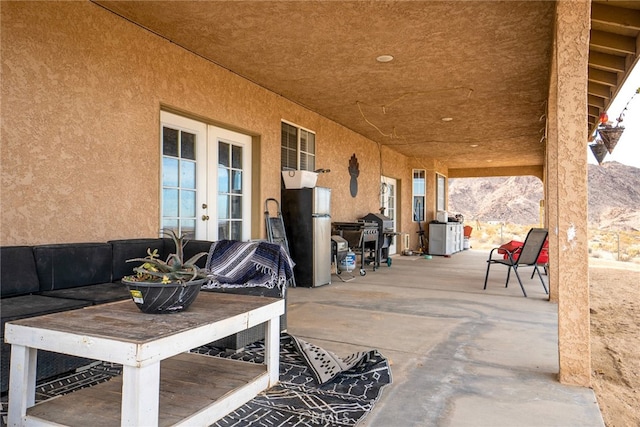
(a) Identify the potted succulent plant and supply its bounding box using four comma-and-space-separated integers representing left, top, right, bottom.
122, 229, 211, 314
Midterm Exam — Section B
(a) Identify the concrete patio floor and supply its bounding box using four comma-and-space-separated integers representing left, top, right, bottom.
285, 249, 604, 427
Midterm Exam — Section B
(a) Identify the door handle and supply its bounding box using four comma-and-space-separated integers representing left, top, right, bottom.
201, 215, 210, 221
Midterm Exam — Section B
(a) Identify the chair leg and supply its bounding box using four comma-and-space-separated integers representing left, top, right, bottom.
505, 267, 511, 288
483, 261, 492, 290
534, 265, 549, 294
512, 266, 528, 297
530, 264, 547, 279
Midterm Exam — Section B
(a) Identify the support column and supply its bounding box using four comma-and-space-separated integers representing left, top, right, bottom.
552, 0, 591, 387
547, 39, 559, 303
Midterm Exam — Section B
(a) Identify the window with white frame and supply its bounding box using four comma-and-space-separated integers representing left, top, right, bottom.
436, 173, 446, 212
412, 169, 426, 222
281, 121, 315, 171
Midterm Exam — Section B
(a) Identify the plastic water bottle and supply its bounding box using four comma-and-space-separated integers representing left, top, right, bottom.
341, 249, 356, 272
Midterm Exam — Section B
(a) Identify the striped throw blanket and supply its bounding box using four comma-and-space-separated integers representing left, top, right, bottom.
202, 240, 295, 296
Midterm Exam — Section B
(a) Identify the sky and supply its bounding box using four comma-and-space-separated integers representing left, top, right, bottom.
587, 65, 640, 168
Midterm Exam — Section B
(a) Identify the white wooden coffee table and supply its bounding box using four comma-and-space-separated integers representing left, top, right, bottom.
5, 292, 284, 427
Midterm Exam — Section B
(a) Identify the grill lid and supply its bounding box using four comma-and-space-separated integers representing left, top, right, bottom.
361, 213, 393, 229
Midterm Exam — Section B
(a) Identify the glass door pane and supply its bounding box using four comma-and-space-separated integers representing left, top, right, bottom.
217, 141, 244, 241
381, 176, 398, 255
161, 125, 198, 237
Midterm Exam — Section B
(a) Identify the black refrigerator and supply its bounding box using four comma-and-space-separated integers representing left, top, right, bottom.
281, 187, 331, 287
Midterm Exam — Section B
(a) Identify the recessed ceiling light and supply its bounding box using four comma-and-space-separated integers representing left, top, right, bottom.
441, 117, 453, 122
376, 55, 394, 63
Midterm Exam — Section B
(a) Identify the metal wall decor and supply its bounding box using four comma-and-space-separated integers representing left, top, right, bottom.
349, 154, 359, 197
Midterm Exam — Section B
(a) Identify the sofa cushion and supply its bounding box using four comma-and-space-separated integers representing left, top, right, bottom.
39, 282, 130, 304
34, 243, 112, 291
109, 238, 166, 281
0, 295, 95, 393
1, 294, 91, 335
1, 246, 40, 297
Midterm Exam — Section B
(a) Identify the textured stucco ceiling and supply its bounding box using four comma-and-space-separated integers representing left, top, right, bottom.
95, 1, 639, 172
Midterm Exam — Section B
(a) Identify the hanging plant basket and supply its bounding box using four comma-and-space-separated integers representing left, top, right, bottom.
593, 87, 639, 156
597, 125, 624, 154
589, 141, 608, 165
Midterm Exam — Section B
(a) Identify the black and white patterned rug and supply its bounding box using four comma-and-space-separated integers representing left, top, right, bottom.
1, 334, 391, 427
194, 334, 392, 426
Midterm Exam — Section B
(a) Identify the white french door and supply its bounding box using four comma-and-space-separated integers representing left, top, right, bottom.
210, 127, 252, 241
160, 111, 251, 241
380, 176, 397, 255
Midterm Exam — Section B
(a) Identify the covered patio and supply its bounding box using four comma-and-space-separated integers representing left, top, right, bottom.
287, 250, 603, 426
3, 0, 640, 408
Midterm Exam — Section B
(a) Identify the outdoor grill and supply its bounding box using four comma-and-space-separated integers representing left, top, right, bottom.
331, 221, 379, 275
360, 213, 397, 266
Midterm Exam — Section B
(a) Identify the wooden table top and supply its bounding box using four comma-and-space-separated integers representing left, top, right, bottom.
6, 292, 283, 344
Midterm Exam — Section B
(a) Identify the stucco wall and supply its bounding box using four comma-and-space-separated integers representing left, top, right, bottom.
1, 1, 433, 245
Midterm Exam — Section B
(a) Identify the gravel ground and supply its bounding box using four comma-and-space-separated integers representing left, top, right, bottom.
589, 259, 640, 427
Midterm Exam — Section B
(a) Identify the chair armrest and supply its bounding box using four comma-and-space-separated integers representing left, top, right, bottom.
488, 247, 502, 260
488, 246, 517, 263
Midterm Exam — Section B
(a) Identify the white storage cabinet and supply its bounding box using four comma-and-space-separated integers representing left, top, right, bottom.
428, 223, 463, 255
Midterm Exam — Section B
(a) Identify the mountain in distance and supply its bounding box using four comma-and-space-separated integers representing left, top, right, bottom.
448, 161, 640, 231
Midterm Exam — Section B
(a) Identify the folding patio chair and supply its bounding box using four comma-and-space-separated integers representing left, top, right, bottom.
483, 228, 549, 297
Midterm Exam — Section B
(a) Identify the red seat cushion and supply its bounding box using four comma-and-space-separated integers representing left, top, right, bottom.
498, 240, 523, 256
498, 240, 548, 264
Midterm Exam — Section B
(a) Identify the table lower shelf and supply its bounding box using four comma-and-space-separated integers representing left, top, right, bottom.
25, 352, 268, 427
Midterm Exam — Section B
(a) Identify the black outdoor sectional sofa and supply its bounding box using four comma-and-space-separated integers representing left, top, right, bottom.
0, 238, 287, 393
